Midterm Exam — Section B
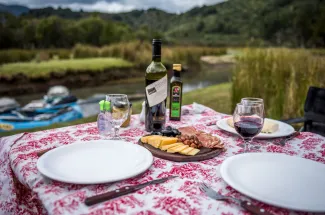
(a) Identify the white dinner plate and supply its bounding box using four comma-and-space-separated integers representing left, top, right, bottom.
217, 118, 295, 139
220, 153, 325, 212
37, 140, 153, 184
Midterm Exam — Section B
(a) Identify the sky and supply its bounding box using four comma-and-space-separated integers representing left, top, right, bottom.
0, 0, 224, 13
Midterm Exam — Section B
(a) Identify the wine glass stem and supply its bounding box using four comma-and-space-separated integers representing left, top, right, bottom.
243, 138, 251, 153
114, 126, 119, 139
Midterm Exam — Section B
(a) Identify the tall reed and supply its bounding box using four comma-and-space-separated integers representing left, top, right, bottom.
232, 48, 325, 119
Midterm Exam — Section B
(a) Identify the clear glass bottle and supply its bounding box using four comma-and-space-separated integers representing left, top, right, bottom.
97, 100, 107, 136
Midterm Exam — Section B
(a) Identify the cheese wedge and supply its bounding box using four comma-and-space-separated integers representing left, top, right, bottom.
147, 136, 162, 143
161, 142, 183, 151
227, 118, 279, 134
263, 120, 279, 133
179, 147, 195, 155
187, 148, 200, 156
167, 145, 188, 153
147, 136, 164, 148
141, 135, 159, 143
159, 137, 178, 148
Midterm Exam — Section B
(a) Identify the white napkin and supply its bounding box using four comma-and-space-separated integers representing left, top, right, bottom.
182, 102, 206, 115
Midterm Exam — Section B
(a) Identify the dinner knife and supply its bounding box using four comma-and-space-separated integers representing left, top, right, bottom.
85, 175, 177, 206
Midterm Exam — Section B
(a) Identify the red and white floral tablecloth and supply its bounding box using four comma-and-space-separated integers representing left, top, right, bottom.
1, 104, 325, 215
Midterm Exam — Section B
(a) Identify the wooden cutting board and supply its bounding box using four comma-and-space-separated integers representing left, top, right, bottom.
138, 139, 225, 162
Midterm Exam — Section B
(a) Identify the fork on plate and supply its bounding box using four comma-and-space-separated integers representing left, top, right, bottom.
199, 183, 273, 215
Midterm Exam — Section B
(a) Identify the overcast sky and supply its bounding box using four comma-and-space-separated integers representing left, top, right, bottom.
0, 0, 224, 13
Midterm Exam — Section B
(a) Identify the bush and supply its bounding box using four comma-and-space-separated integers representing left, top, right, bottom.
0, 49, 72, 65
232, 48, 325, 119
48, 49, 71, 59
0, 40, 227, 67
72, 44, 100, 58
0, 49, 36, 64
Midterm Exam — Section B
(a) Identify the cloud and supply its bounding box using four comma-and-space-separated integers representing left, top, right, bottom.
53, 1, 135, 13
0, 0, 224, 13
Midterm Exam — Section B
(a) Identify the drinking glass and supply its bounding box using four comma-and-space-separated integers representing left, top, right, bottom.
241, 97, 265, 117
233, 103, 264, 153
106, 94, 129, 140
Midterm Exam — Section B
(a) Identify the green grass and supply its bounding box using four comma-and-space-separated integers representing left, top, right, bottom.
0, 57, 133, 79
0, 83, 231, 137
232, 48, 325, 120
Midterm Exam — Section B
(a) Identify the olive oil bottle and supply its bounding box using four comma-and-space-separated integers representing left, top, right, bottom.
169, 64, 182, 121
145, 39, 167, 132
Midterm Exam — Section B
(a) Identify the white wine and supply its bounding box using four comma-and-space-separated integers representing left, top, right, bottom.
145, 39, 167, 132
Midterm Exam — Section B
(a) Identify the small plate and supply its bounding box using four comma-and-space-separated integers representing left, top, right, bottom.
37, 140, 153, 184
217, 118, 295, 139
220, 153, 325, 212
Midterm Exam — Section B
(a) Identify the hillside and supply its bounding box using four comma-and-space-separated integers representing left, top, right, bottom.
24, 0, 325, 47
0, 3, 29, 16
1, 0, 325, 47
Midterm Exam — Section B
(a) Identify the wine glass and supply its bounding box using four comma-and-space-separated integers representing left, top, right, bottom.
241, 97, 265, 117
233, 103, 264, 153
106, 94, 129, 140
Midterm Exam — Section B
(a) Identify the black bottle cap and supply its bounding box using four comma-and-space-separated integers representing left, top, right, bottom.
152, 39, 162, 44
152, 39, 161, 58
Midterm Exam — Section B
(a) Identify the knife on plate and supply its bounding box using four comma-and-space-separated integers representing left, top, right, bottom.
85, 175, 177, 206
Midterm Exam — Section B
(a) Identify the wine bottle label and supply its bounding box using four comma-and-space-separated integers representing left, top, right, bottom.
171, 86, 181, 117
145, 75, 167, 107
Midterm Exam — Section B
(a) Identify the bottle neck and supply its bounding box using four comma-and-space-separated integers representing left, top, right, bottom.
152, 43, 161, 62
152, 56, 161, 62
173, 70, 181, 77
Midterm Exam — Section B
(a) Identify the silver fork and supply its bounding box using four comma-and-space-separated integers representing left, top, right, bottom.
199, 183, 273, 215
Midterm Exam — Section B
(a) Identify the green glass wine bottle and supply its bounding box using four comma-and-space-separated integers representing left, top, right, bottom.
169, 64, 182, 121
145, 39, 167, 132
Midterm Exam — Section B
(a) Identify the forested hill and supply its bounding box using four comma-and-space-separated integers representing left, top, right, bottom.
0, 3, 29, 16
25, 7, 177, 31
0, 0, 324, 48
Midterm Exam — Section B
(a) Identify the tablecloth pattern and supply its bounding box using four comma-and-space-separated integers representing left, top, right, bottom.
1, 104, 325, 215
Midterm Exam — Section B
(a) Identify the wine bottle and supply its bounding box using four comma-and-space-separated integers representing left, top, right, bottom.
145, 39, 167, 132
169, 64, 182, 121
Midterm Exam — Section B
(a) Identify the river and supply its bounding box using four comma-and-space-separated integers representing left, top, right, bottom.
12, 63, 233, 106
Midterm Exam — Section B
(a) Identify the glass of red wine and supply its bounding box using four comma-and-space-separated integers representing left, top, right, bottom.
233, 103, 264, 153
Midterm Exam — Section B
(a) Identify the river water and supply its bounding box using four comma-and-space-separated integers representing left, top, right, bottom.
13, 63, 233, 106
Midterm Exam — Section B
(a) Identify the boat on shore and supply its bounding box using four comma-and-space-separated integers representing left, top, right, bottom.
0, 86, 102, 132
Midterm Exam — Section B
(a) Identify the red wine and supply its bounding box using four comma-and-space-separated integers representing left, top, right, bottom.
234, 120, 263, 138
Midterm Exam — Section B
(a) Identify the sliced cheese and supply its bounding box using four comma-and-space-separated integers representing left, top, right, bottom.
147, 136, 164, 148
187, 148, 200, 156
141, 135, 159, 143
179, 147, 195, 155
147, 136, 162, 144
161, 142, 183, 151
167, 145, 188, 153
159, 137, 178, 148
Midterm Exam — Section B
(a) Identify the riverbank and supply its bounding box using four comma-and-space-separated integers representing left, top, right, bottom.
0, 58, 138, 96
0, 83, 232, 137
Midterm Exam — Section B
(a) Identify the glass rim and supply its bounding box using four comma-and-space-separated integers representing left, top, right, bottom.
236, 102, 263, 107
241, 97, 264, 102
106, 94, 128, 99
106, 94, 128, 97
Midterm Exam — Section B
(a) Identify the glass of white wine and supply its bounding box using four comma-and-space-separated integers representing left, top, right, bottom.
106, 94, 129, 140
